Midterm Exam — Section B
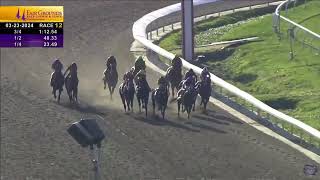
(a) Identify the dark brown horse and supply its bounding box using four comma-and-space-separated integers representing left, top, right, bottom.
165, 66, 182, 99
50, 70, 64, 103
65, 71, 78, 103
135, 76, 150, 117
177, 85, 198, 119
119, 79, 135, 112
195, 74, 212, 112
152, 85, 169, 119
103, 63, 118, 100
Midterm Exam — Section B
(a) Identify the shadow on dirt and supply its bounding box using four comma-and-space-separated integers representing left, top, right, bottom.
184, 121, 227, 134
58, 102, 108, 116
192, 114, 230, 125
134, 115, 201, 132
205, 109, 243, 124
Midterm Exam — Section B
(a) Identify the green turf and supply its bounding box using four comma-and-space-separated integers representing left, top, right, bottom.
158, 0, 320, 130
284, 1, 320, 35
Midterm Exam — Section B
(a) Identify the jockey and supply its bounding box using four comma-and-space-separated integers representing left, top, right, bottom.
158, 76, 169, 91
135, 69, 151, 91
51, 58, 63, 71
172, 55, 182, 70
50, 59, 63, 87
123, 67, 135, 86
183, 69, 197, 88
200, 67, 211, 81
184, 76, 195, 89
64, 62, 78, 81
106, 55, 117, 70
184, 69, 197, 80
134, 69, 146, 82
134, 56, 146, 73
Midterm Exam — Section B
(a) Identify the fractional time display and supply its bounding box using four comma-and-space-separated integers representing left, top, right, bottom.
0, 6, 64, 48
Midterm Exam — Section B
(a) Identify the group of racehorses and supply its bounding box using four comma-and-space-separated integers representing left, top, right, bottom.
50, 56, 212, 119
51, 61, 78, 104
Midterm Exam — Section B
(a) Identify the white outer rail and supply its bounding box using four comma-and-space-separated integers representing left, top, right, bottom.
132, 0, 320, 142
275, 0, 320, 39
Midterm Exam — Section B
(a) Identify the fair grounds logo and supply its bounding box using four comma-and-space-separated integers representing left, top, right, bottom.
16, 8, 26, 21
15, 7, 63, 21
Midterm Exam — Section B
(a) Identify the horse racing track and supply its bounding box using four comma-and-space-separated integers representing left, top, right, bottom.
1, 0, 319, 179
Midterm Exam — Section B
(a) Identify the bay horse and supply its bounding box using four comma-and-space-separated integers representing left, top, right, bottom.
119, 79, 135, 112
195, 74, 212, 112
135, 77, 150, 117
152, 85, 169, 119
103, 63, 118, 100
65, 70, 78, 103
177, 85, 198, 119
50, 70, 64, 103
165, 66, 182, 99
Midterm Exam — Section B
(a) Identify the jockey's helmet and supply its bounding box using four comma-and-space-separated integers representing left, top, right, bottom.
71, 62, 77, 70
107, 56, 115, 63
203, 67, 208, 72
130, 67, 135, 73
52, 59, 62, 69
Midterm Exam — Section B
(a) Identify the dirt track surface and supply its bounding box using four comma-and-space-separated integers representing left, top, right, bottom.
1, 0, 319, 180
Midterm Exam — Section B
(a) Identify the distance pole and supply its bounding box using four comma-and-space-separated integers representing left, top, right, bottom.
181, 0, 194, 62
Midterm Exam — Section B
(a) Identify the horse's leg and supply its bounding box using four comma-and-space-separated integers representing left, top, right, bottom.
58, 89, 61, 103
204, 97, 209, 112
108, 84, 112, 100
182, 99, 185, 112
103, 79, 106, 90
145, 96, 148, 117
125, 96, 130, 111
67, 89, 72, 103
138, 97, 141, 113
52, 87, 57, 99
200, 96, 203, 106
74, 87, 78, 103
121, 94, 127, 112
187, 106, 191, 119
161, 105, 165, 120
145, 99, 148, 117
152, 93, 156, 115
127, 93, 133, 112
111, 86, 115, 100
171, 86, 175, 98
193, 99, 196, 112
131, 95, 134, 112
177, 101, 180, 117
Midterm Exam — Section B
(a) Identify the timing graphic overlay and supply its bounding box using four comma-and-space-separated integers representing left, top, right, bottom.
0, 6, 63, 48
